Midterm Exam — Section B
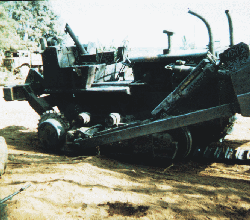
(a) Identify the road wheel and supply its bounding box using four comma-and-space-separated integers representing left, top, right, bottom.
152, 127, 192, 160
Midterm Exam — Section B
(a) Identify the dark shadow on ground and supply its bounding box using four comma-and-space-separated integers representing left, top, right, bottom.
0, 126, 65, 155
0, 203, 8, 220
0, 126, 44, 153
3, 151, 250, 220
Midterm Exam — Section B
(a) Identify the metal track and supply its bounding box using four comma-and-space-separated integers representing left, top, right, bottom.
192, 144, 250, 162
71, 103, 236, 149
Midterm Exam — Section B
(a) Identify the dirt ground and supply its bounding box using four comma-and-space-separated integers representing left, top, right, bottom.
1, 87, 250, 220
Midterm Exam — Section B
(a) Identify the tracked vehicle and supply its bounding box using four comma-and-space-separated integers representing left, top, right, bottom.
3, 10, 250, 161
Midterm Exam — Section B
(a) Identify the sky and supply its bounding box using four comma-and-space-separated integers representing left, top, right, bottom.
51, 0, 250, 49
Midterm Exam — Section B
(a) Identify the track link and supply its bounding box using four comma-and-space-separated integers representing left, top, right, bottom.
192, 143, 250, 163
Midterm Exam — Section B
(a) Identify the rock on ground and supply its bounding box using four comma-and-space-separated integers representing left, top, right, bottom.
0, 136, 7, 176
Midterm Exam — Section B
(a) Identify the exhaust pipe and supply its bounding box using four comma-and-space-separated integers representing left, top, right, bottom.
40, 38, 47, 51
188, 10, 214, 55
225, 10, 234, 47
65, 23, 88, 55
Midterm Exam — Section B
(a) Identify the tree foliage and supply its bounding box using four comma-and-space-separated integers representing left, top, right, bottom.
0, 5, 20, 51
0, 1, 64, 51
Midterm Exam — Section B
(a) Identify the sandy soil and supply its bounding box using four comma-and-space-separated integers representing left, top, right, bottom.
1, 87, 250, 220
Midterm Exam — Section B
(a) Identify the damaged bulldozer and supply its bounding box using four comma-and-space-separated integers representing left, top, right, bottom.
4, 10, 250, 162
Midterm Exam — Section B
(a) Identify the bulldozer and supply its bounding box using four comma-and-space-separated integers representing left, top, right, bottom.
3, 10, 250, 162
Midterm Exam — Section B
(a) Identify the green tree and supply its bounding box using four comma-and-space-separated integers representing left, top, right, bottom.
0, 5, 21, 51
0, 1, 65, 51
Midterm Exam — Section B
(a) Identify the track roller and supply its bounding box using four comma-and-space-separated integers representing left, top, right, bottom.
152, 127, 192, 160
